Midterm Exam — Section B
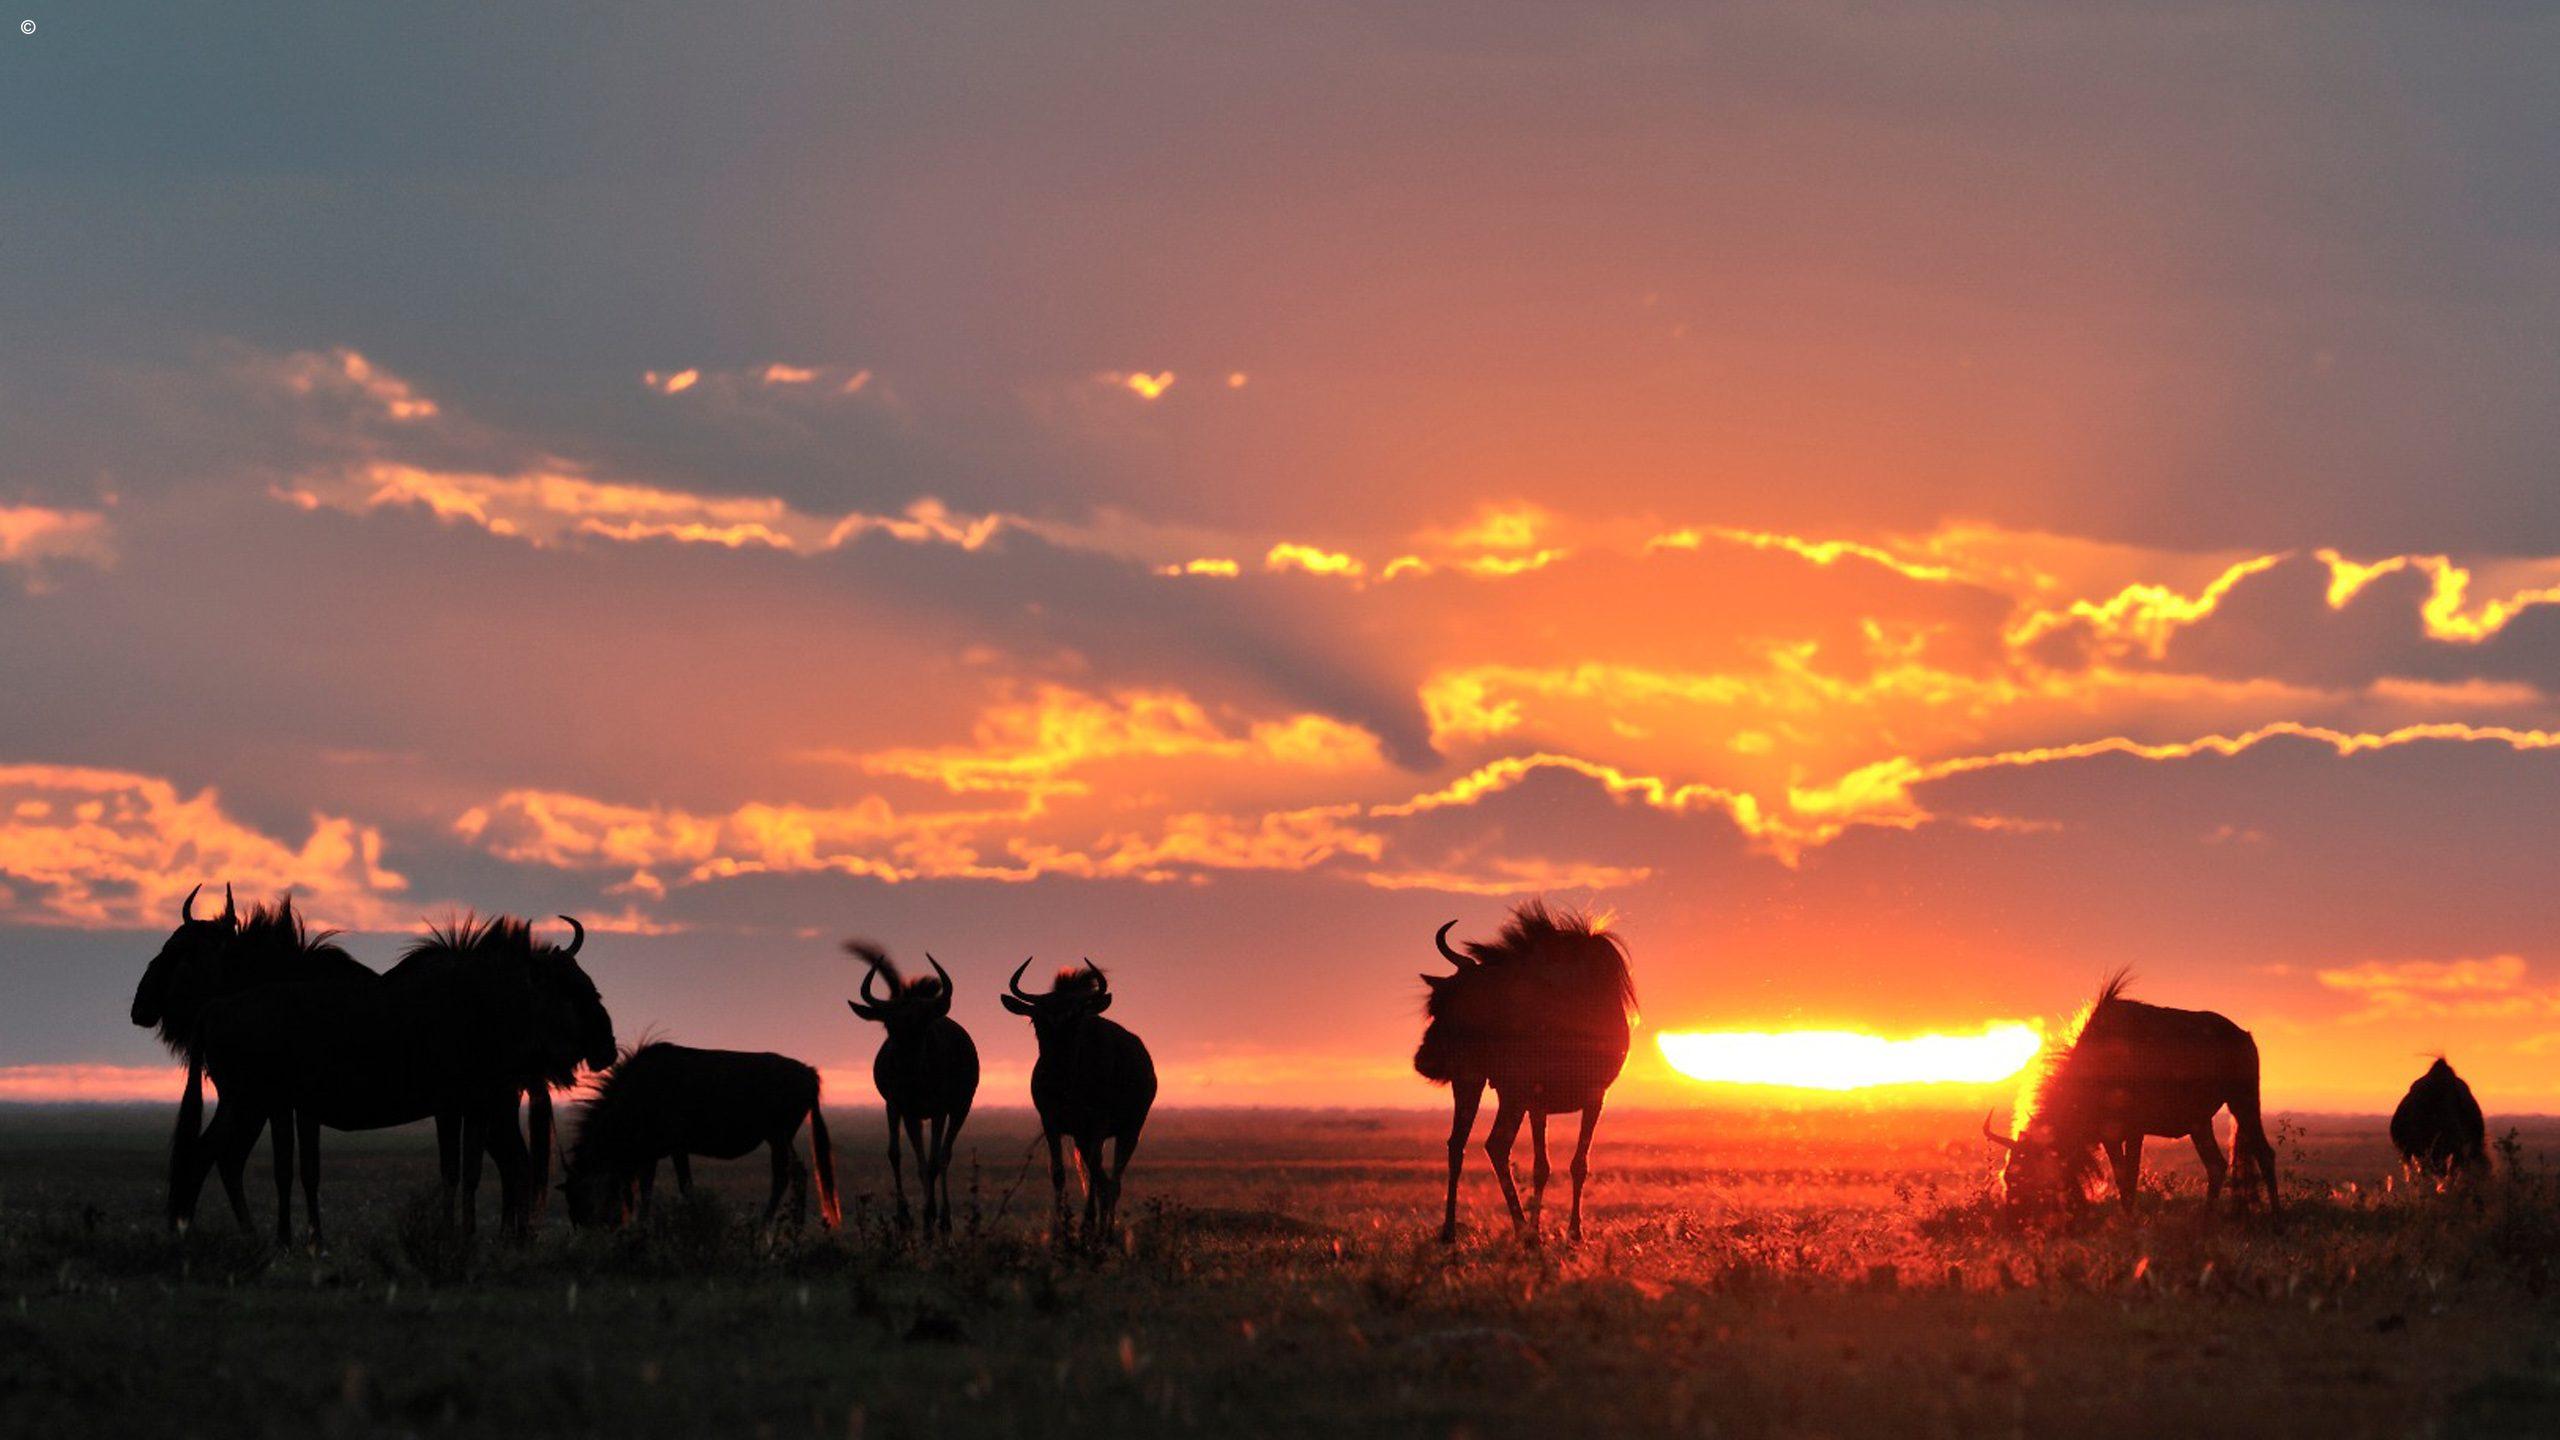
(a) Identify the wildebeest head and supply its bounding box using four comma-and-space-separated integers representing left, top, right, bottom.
844, 941, 955, 1033
534, 916, 618, 1079
1981, 1111, 2100, 1212
1001, 957, 1113, 1041
558, 1147, 628, 1228
130, 883, 238, 1042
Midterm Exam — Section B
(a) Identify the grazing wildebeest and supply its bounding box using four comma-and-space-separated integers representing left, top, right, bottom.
1003, 959, 1156, 1243
185, 913, 615, 1244
133, 889, 374, 1230
559, 1043, 839, 1229
1984, 971, 2278, 1214
2391, 1057, 2487, 1178
1416, 900, 1636, 1245
845, 943, 979, 1235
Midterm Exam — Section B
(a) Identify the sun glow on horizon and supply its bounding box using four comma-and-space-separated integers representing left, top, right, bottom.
1657, 1022, 2044, 1092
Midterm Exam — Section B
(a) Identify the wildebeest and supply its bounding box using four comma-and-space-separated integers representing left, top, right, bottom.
845, 943, 978, 1235
183, 913, 615, 1243
560, 1042, 839, 1229
132, 888, 373, 1230
1003, 959, 1156, 1243
1984, 972, 2279, 1214
1416, 900, 1635, 1244
2390, 1057, 2487, 1177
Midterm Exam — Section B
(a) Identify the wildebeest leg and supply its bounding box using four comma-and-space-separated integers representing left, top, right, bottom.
1440, 1076, 1484, 1244
884, 1104, 912, 1229
297, 1112, 324, 1250
2191, 1128, 2228, 1203
1483, 1098, 1528, 1234
924, 1114, 952, 1237
269, 1107, 296, 1247
1526, 1110, 1552, 1243
764, 1136, 792, 1225
669, 1152, 694, 1194
636, 1157, 659, 1223
434, 1113, 462, 1226
939, 1103, 971, 1236
1567, 1103, 1601, 1244
2108, 1137, 2144, 1212
1106, 1128, 1142, 1238
2228, 1097, 2280, 1214
208, 1102, 260, 1232
1044, 1131, 1071, 1243
480, 1102, 532, 1238
902, 1114, 932, 1234
457, 1113, 484, 1237
1074, 1132, 1108, 1242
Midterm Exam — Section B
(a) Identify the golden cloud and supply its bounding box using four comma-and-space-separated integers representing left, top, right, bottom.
279, 462, 1002, 555
0, 763, 410, 929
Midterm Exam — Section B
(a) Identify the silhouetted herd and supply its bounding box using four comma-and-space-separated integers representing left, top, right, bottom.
126, 888, 2495, 1249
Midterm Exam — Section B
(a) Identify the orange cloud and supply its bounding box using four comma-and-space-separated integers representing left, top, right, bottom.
2005, 553, 2286, 660
0, 505, 112, 584
2316, 548, 2560, 644
0, 763, 410, 929
1264, 542, 1365, 578
273, 347, 440, 420
279, 462, 1003, 556
1103, 370, 1176, 400
852, 685, 1384, 798
2316, 955, 2560, 1023
1155, 557, 1242, 578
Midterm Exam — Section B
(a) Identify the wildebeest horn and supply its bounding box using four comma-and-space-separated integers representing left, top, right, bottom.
222, 883, 236, 922
1083, 957, 1107, 994
1981, 1111, 2019, 1150
927, 952, 953, 996
860, 953, 889, 1006
557, 914, 585, 958
182, 884, 203, 923
1434, 920, 1469, 968
1008, 956, 1038, 1001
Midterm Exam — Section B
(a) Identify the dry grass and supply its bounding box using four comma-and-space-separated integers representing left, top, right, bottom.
1, 1105, 2555, 1437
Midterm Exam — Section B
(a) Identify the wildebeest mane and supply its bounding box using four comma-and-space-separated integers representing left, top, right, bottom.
237, 895, 356, 969
2012, 968, 2134, 1135
404, 911, 537, 966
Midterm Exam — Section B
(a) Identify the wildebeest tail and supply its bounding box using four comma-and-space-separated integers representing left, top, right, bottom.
167, 1048, 206, 1226
526, 1086, 554, 1222
808, 1101, 841, 1228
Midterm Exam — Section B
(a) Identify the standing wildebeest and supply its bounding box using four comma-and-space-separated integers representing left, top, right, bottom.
1985, 972, 2279, 1214
184, 914, 615, 1244
1416, 900, 1635, 1245
133, 888, 374, 1229
845, 943, 978, 1234
2391, 1057, 2487, 1177
559, 1043, 839, 1229
1003, 959, 1155, 1243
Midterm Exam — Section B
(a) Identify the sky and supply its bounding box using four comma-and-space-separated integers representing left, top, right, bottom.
6, 2, 2560, 1112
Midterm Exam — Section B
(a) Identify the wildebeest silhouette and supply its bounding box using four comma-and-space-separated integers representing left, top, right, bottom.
132, 888, 373, 1229
845, 943, 978, 1235
2390, 1057, 2487, 1177
183, 913, 614, 1243
560, 1042, 839, 1228
1985, 971, 2278, 1214
1416, 900, 1636, 1244
1004, 959, 1156, 1243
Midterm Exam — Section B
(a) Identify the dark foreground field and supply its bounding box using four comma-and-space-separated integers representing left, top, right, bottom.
4, 1105, 2558, 1439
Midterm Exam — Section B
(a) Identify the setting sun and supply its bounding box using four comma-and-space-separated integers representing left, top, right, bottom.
1656, 1023, 2045, 1092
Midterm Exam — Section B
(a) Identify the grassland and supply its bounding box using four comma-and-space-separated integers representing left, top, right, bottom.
3, 1104, 2557, 1438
